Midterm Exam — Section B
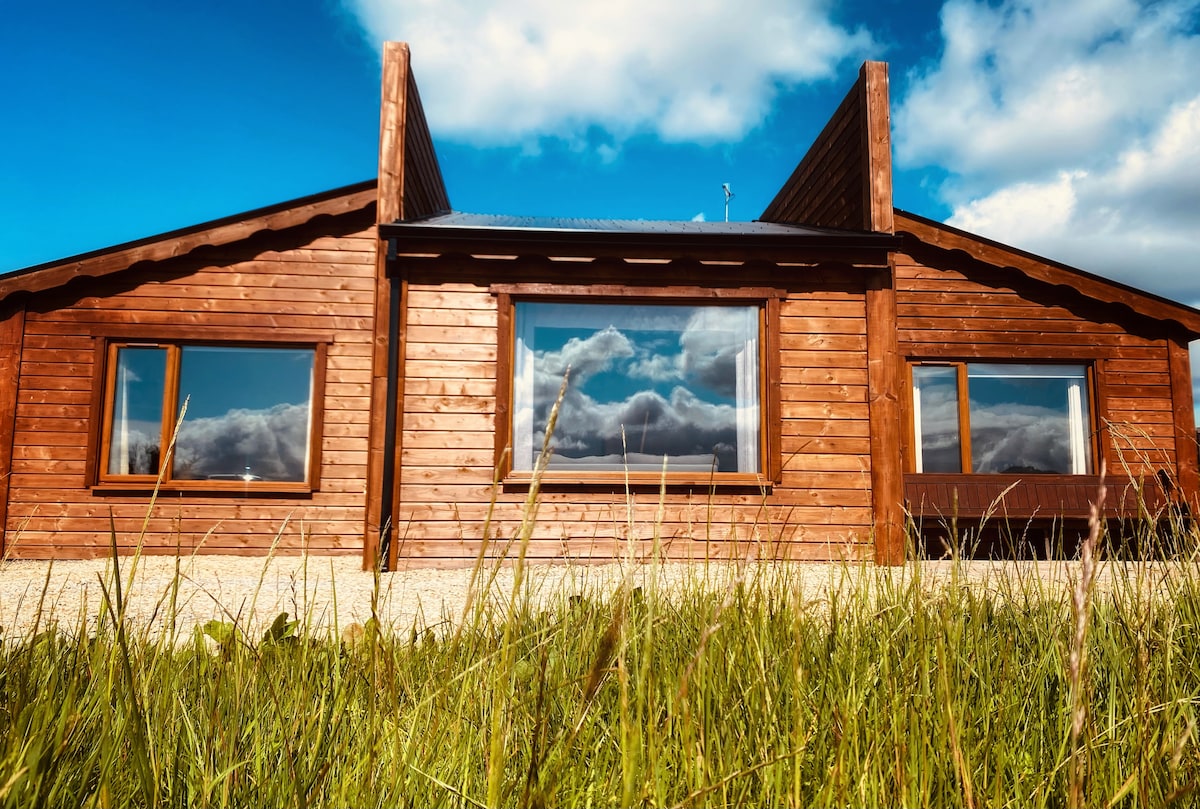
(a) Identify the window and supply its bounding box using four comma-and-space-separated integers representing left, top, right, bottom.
507, 301, 764, 480
99, 342, 322, 489
911, 362, 1093, 475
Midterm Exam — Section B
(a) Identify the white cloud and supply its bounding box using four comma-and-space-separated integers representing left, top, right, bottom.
895, 0, 1200, 291
895, 0, 1200, 417
944, 96, 1200, 305
341, 0, 872, 143
896, 0, 1200, 188
174, 403, 310, 482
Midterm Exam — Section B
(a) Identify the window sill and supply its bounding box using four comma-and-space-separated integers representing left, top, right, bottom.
503, 470, 772, 492
91, 481, 315, 498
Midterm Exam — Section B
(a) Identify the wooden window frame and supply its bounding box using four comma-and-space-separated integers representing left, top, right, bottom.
492, 284, 783, 489
88, 335, 329, 495
906, 359, 1098, 476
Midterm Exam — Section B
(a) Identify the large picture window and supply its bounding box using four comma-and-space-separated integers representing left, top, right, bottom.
911, 362, 1093, 475
509, 301, 763, 478
100, 342, 321, 489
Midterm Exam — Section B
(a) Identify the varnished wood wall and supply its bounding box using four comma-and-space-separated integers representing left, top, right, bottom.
894, 247, 1184, 519
3, 213, 377, 558
391, 258, 877, 565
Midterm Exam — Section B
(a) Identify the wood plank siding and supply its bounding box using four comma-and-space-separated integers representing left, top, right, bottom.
387, 258, 880, 565
893, 241, 1189, 520
2, 211, 377, 558
5, 44, 1198, 564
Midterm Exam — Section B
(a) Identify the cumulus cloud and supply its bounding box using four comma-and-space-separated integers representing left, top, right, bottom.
918, 389, 1083, 474
969, 404, 1076, 474
894, 0, 1200, 408
895, 0, 1200, 304
341, 0, 872, 143
896, 0, 1200, 185
944, 98, 1200, 304
531, 325, 635, 403
550, 386, 739, 470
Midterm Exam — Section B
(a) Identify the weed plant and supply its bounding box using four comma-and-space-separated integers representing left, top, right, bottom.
3, 407, 1200, 806
3, 537, 1200, 807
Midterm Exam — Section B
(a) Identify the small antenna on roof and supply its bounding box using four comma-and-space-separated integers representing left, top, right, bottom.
722, 183, 734, 222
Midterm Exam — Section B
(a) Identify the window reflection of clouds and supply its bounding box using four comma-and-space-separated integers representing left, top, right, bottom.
912, 366, 961, 473
105, 344, 315, 483
513, 303, 759, 473
107, 348, 166, 475
173, 402, 310, 481
912, 363, 1091, 475
968, 369, 1088, 474
173, 347, 314, 482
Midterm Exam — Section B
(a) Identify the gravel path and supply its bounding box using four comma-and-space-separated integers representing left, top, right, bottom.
0, 554, 1127, 642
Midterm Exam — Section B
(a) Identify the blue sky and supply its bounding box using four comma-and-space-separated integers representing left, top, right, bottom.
4, 1, 1200, 391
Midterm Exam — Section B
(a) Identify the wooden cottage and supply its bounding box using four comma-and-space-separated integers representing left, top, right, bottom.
1, 42, 1197, 565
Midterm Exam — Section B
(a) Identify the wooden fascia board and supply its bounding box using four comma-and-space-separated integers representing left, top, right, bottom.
0, 183, 377, 301
382, 227, 901, 264
894, 210, 1200, 336
365, 41, 410, 568
378, 42, 407, 224
0, 301, 25, 556
860, 62, 894, 234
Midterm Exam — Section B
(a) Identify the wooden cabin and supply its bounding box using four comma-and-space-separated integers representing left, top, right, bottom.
1, 42, 1197, 564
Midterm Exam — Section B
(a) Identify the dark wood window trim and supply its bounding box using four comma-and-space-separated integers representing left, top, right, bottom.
88, 334, 329, 496
493, 286, 782, 490
906, 358, 1099, 476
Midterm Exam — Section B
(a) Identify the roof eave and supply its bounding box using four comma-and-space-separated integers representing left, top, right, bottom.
0, 180, 378, 302
894, 208, 1200, 338
381, 221, 902, 263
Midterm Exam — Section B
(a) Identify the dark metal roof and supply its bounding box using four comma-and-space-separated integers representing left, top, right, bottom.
394, 212, 864, 237
380, 211, 902, 260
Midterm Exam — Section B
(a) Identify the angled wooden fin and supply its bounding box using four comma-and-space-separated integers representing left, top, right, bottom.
762, 61, 893, 234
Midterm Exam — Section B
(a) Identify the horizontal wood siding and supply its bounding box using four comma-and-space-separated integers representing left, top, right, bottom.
393, 263, 875, 564
4, 216, 377, 558
895, 250, 1181, 515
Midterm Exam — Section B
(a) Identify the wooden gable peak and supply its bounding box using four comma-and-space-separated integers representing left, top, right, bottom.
761, 61, 893, 234
377, 41, 450, 226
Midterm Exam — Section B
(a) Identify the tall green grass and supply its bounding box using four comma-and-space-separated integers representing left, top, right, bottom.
4, 402, 1200, 806
4, 549, 1200, 807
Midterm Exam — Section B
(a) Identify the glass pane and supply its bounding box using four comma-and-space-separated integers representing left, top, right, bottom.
513, 303, 760, 473
967, 364, 1091, 474
912, 366, 961, 473
172, 346, 314, 482
107, 347, 167, 475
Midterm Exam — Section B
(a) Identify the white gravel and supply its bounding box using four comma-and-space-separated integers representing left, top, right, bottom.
0, 554, 1148, 642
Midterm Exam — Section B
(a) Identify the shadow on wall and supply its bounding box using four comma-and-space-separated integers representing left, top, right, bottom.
912, 514, 1194, 561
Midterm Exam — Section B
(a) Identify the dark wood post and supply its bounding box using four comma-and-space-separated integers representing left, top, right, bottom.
364, 42, 409, 569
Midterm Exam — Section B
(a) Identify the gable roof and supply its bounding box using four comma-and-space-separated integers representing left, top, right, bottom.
0, 181, 377, 302
893, 209, 1200, 338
